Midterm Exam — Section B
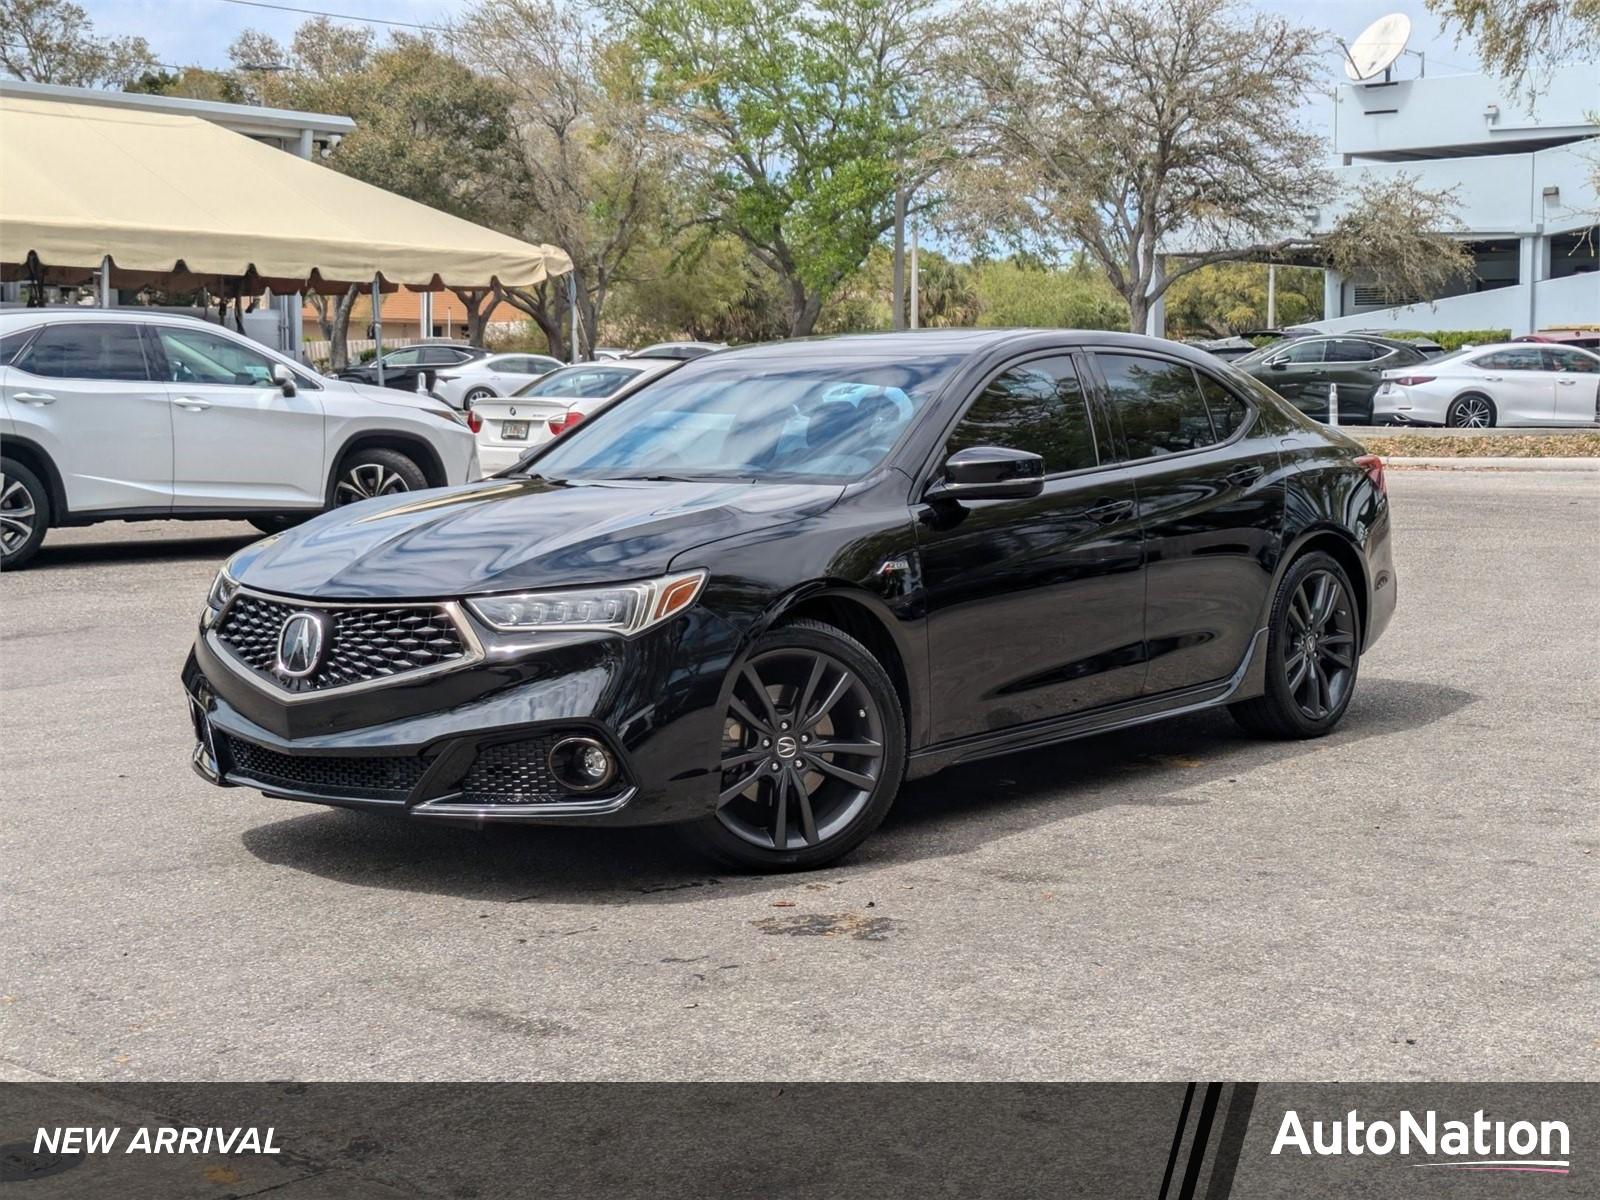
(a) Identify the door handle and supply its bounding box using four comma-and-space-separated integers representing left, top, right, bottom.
1083, 498, 1134, 524
172, 397, 212, 411
1225, 465, 1264, 487
1484, 375, 1502, 382
1557, 378, 1576, 386
12, 391, 55, 405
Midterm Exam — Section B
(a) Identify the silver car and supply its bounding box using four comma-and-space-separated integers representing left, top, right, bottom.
431, 352, 564, 408
473, 358, 680, 473
1374, 342, 1600, 427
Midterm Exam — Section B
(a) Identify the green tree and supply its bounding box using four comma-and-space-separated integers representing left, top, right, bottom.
971, 259, 1127, 331
0, 0, 154, 86
228, 20, 518, 365
617, 0, 942, 336
1427, 0, 1599, 88
1163, 264, 1323, 338
453, 0, 667, 360
959, 0, 1470, 333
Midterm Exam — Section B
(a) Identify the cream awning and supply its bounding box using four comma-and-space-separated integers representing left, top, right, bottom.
0, 94, 571, 293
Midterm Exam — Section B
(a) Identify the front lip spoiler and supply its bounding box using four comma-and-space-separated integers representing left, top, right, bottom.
205, 586, 487, 705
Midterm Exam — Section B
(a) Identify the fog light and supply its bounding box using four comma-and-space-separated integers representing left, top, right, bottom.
548, 736, 617, 793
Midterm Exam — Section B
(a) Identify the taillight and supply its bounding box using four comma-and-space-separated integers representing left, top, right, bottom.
548, 410, 584, 436
1389, 376, 1434, 386
466, 409, 482, 433
1355, 453, 1387, 496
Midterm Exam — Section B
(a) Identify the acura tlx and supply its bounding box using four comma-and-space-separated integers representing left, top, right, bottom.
183, 330, 1396, 870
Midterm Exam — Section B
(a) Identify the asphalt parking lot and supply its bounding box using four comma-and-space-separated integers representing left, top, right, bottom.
2, 470, 1596, 1082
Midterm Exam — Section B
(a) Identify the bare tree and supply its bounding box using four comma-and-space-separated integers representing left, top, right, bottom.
959, 0, 1469, 331
0, 0, 154, 87
308, 286, 361, 370
1427, 0, 1600, 91
453, 0, 664, 359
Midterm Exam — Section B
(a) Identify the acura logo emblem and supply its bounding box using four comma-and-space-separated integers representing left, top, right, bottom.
775, 735, 798, 759
508, 406, 516, 416
275, 611, 328, 678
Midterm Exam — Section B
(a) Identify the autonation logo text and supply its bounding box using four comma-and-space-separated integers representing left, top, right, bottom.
1272, 1109, 1571, 1175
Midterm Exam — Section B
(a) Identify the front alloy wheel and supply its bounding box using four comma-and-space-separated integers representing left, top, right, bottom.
333, 448, 427, 506
686, 619, 905, 870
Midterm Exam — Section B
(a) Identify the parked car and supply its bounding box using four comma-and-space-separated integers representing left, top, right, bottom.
591, 346, 630, 360
1188, 335, 1258, 361
430, 352, 564, 409
0, 310, 478, 569
183, 329, 1395, 870
1232, 334, 1433, 424
628, 341, 725, 361
336, 342, 486, 392
1346, 330, 1447, 356
1373, 342, 1600, 427
1514, 328, 1600, 350
472, 358, 681, 473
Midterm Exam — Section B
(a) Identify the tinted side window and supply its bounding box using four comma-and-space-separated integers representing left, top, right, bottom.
384, 347, 423, 367
0, 327, 38, 365
945, 356, 1097, 475
15, 323, 151, 381
1198, 373, 1251, 438
1277, 340, 1326, 365
1474, 348, 1545, 371
1544, 348, 1599, 374
1097, 354, 1216, 459
1328, 339, 1382, 363
155, 326, 276, 386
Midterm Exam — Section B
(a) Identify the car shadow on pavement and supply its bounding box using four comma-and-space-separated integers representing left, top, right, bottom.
238, 676, 1476, 905
21, 531, 259, 569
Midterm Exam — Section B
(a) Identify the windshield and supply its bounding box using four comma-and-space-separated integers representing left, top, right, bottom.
514, 365, 645, 399
527, 354, 963, 482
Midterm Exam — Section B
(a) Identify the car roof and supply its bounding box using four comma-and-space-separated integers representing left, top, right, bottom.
704, 328, 1222, 367
0, 307, 214, 328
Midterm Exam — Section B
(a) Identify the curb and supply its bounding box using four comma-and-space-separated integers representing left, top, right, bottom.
1382, 456, 1600, 472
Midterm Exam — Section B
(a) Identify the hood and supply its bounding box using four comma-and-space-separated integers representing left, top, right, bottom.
228, 476, 844, 599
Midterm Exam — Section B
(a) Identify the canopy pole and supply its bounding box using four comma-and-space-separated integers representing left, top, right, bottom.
372, 277, 384, 387
98, 256, 111, 308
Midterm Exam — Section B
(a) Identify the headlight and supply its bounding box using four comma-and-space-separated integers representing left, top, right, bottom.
205, 565, 239, 612
467, 570, 706, 635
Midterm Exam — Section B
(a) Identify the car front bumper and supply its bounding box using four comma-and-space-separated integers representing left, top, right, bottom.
182, 596, 740, 826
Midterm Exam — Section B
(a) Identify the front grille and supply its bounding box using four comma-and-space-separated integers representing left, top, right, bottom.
215, 593, 468, 694
225, 735, 426, 800
458, 736, 614, 805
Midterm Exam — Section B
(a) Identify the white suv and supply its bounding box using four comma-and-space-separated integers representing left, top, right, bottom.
0, 310, 478, 569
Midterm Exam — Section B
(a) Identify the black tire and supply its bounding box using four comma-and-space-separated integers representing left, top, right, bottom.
681, 618, 907, 872
1229, 551, 1361, 740
1446, 393, 1496, 428
331, 447, 428, 507
464, 387, 495, 404
0, 457, 50, 570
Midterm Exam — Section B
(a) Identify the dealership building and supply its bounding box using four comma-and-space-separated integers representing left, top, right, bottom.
1308, 63, 1597, 336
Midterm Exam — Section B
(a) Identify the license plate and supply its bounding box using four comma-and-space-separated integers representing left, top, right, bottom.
500, 420, 529, 440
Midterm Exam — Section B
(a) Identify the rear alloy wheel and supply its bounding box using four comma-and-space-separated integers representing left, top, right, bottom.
464, 387, 495, 404
1230, 551, 1360, 739
333, 448, 427, 506
0, 457, 49, 570
684, 619, 905, 871
1446, 393, 1495, 428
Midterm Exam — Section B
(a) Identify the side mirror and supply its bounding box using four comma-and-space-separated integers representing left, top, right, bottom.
1267, 358, 1287, 370
271, 363, 297, 397
925, 446, 1045, 503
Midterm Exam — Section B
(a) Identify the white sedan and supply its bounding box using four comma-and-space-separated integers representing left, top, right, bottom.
431, 352, 564, 408
473, 358, 680, 473
1374, 342, 1600, 427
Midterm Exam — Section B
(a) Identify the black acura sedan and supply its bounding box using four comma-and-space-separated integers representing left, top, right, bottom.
183, 330, 1396, 870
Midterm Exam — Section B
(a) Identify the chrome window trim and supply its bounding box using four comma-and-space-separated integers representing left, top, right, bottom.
205, 585, 485, 703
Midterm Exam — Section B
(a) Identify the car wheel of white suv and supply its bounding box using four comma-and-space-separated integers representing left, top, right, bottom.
333, 448, 427, 506
0, 457, 50, 570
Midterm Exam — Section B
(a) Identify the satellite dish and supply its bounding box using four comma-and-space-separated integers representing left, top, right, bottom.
1343, 13, 1412, 81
